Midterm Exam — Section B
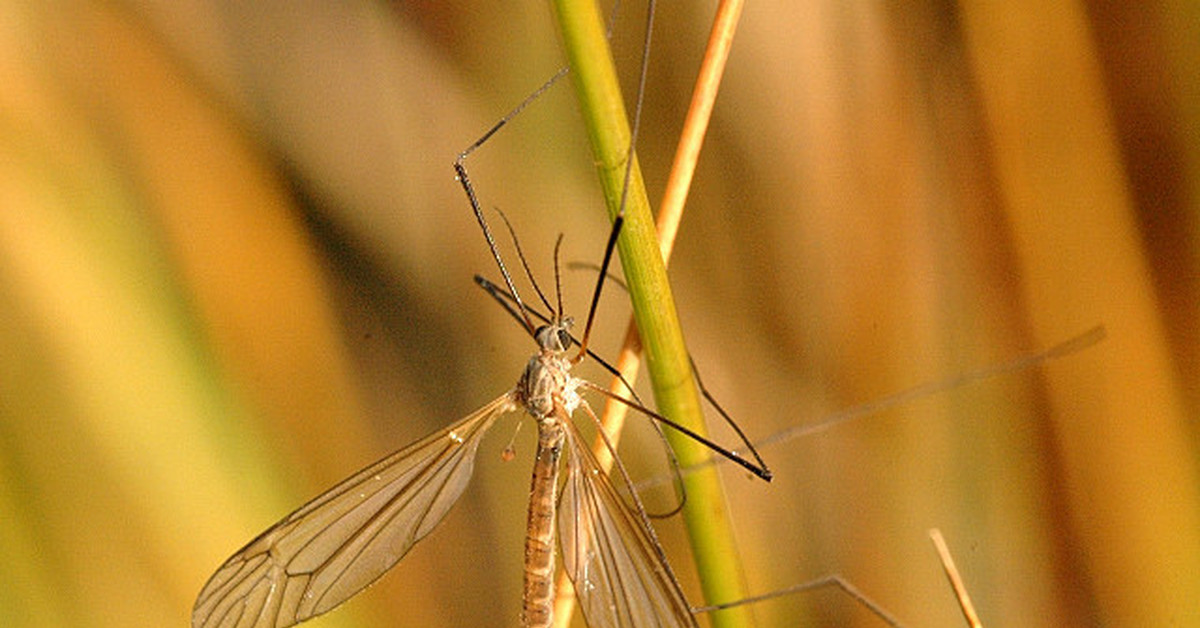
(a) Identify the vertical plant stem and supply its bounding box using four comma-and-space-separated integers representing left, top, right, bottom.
552, 2, 748, 624
548, 1, 756, 626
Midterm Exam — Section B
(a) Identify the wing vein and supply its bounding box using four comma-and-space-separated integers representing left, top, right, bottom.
192, 394, 516, 628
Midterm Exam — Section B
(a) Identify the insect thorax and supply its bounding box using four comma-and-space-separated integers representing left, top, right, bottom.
518, 351, 581, 420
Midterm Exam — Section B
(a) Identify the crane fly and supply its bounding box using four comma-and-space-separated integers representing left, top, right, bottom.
192, 11, 772, 624
188, 209, 767, 628
190, 302, 733, 627
190, 208, 771, 627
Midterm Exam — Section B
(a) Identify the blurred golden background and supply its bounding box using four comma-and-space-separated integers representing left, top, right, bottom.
1, 1, 1196, 627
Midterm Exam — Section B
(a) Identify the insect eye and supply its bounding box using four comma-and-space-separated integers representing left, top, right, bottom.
534, 325, 563, 350
556, 329, 574, 350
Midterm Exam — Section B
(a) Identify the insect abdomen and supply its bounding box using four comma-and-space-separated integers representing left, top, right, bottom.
522, 419, 565, 628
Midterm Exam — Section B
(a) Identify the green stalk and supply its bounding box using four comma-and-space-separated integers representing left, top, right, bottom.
548, 2, 756, 625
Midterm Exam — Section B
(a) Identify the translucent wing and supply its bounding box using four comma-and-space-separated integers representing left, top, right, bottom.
193, 393, 517, 628
558, 419, 699, 628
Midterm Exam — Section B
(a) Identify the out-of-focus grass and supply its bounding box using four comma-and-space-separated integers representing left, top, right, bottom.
0, 2, 1196, 627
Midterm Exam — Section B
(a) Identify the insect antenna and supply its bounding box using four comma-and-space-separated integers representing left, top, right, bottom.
493, 206, 557, 321
552, 234, 566, 322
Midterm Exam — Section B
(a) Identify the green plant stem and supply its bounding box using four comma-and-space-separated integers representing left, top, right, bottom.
548, 1, 756, 626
